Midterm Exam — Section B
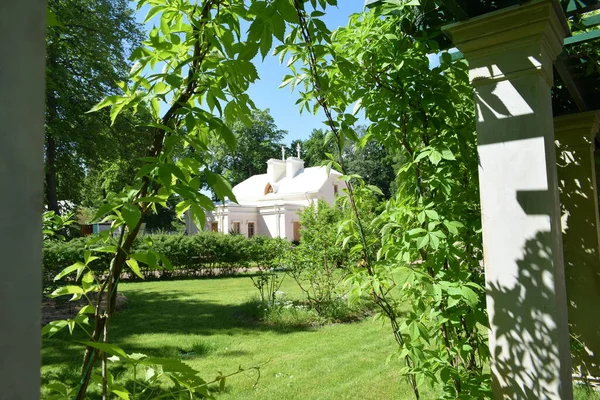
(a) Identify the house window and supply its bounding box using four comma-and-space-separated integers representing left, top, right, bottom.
211, 222, 218, 232
334, 184, 339, 196
232, 222, 241, 234
293, 221, 301, 242
247, 222, 255, 238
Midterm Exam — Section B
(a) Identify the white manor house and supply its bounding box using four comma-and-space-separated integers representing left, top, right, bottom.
186, 149, 346, 241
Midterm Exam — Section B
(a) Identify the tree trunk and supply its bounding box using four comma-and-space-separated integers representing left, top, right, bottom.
45, 30, 60, 215
45, 133, 60, 214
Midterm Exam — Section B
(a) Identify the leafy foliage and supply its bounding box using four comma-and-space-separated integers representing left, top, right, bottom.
43, 233, 289, 285
248, 236, 292, 306
286, 200, 353, 316
45, 0, 149, 212
43, 211, 76, 241
44, 0, 335, 395
209, 109, 288, 188
280, 2, 490, 398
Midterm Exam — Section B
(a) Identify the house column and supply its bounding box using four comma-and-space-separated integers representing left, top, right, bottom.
444, 1, 573, 398
0, 0, 46, 396
555, 111, 600, 379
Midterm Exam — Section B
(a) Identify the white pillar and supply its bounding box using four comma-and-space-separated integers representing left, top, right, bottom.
0, 0, 46, 397
555, 111, 600, 378
444, 1, 573, 398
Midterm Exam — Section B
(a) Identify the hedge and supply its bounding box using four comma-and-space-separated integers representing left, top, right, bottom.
43, 232, 290, 289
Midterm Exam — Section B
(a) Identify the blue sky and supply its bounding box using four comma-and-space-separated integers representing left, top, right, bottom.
135, 2, 367, 145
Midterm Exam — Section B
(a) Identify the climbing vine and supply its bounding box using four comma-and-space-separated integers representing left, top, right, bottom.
281, 1, 491, 398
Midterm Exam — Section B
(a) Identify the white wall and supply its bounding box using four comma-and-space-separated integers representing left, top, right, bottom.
258, 213, 273, 237
188, 171, 346, 241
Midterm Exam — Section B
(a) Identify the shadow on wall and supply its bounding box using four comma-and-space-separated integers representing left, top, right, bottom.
556, 131, 600, 379
469, 54, 574, 397
488, 231, 570, 399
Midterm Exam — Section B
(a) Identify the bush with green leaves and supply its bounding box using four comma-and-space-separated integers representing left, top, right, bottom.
43, 232, 287, 287
248, 236, 292, 306
286, 200, 354, 316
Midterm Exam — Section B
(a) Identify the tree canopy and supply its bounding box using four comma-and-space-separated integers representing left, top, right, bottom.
210, 109, 287, 187
45, 0, 149, 213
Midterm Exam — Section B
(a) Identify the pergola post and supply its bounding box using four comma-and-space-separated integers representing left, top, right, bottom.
0, 0, 46, 397
444, 1, 573, 398
554, 111, 600, 379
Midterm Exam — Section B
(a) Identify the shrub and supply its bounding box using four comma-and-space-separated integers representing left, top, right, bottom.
43, 232, 287, 288
43, 238, 113, 292
286, 200, 355, 316
247, 236, 292, 306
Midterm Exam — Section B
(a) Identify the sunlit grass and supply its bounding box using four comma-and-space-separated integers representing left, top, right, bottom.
41, 276, 599, 399
42, 276, 432, 399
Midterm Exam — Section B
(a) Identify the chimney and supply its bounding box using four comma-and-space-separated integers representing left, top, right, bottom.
267, 159, 286, 182
286, 157, 304, 179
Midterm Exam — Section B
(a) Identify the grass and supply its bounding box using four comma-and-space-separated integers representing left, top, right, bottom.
42, 275, 434, 399
41, 275, 600, 399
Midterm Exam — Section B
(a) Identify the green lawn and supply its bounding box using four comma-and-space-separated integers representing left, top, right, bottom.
42, 276, 434, 399
41, 276, 599, 399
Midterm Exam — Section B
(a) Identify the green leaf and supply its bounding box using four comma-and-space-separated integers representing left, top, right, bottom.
88, 95, 121, 113
352, 98, 362, 115
259, 29, 273, 59
407, 228, 426, 236
54, 262, 85, 281
42, 320, 68, 337
279, 75, 295, 89
424, 209, 439, 220
145, 5, 166, 22
460, 286, 479, 307
140, 357, 199, 376
82, 272, 95, 291
190, 203, 206, 231
175, 200, 191, 219
92, 202, 117, 222
121, 204, 141, 230
49, 285, 84, 298
110, 101, 127, 125
416, 234, 429, 249
46, 9, 63, 27
366, 185, 384, 196
441, 148, 455, 160
158, 164, 173, 189
110, 387, 131, 400
159, 253, 174, 271
428, 150, 442, 165
80, 341, 129, 360
79, 305, 96, 315
443, 220, 459, 235
206, 170, 237, 202
126, 258, 144, 279
429, 233, 440, 250
161, 163, 187, 184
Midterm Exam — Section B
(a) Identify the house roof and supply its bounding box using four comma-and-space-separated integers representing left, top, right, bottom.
232, 166, 341, 203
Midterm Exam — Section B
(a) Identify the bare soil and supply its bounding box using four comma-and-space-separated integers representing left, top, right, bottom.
41, 292, 128, 326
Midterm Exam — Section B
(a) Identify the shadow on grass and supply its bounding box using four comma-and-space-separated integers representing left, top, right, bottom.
43, 287, 315, 374
111, 289, 315, 337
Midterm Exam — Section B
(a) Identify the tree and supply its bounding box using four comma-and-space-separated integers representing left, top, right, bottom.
296, 126, 398, 197
211, 109, 287, 186
45, 0, 147, 213
344, 138, 398, 198
298, 128, 336, 167
43, 0, 328, 395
